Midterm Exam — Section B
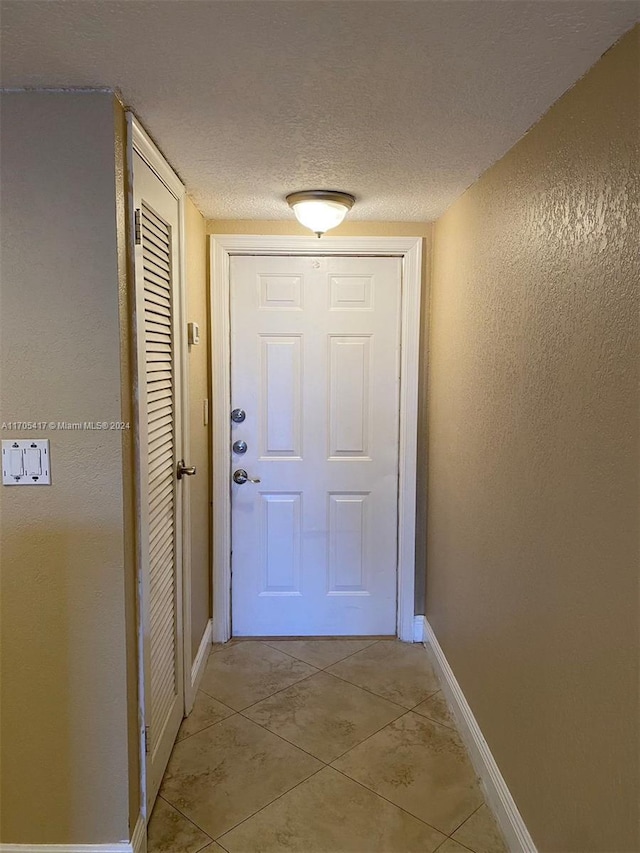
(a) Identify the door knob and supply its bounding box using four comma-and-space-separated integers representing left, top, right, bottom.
231, 408, 246, 423
233, 468, 261, 485
232, 440, 248, 454
177, 460, 197, 480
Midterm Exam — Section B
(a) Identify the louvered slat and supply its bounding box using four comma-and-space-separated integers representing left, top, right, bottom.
147, 372, 172, 386
144, 253, 171, 278
147, 385, 173, 405
144, 268, 172, 293
145, 303, 171, 322
149, 533, 173, 569
144, 234, 171, 265
148, 411, 173, 435
149, 425, 172, 453
147, 319, 172, 337
142, 225, 170, 255
144, 290, 171, 311
142, 200, 177, 758
142, 205, 170, 234
149, 473, 174, 506
149, 450, 173, 478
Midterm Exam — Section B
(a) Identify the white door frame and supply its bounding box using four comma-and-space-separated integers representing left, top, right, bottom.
210, 235, 422, 643
128, 114, 193, 821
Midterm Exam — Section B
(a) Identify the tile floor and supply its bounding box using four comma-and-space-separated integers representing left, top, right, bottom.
149, 639, 508, 853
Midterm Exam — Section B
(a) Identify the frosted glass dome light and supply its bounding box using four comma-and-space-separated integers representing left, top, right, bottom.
286, 190, 356, 237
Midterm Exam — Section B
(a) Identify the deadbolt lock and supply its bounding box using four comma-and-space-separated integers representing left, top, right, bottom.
233, 468, 260, 485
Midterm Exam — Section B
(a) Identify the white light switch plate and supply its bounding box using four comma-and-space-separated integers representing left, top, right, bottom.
2, 439, 51, 485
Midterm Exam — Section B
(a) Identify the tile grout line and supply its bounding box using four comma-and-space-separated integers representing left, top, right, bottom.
213, 765, 328, 844
323, 663, 441, 710
155, 795, 215, 848
445, 800, 487, 846
235, 668, 321, 712
259, 637, 381, 668
201, 639, 439, 711
318, 701, 409, 764
165, 660, 436, 841
198, 648, 322, 708
238, 682, 407, 766
327, 707, 484, 840
437, 834, 480, 853
159, 722, 325, 845
241, 666, 408, 720
173, 710, 236, 745
231, 702, 484, 853
237, 707, 333, 766
159, 641, 484, 852
173, 693, 236, 742
328, 761, 448, 842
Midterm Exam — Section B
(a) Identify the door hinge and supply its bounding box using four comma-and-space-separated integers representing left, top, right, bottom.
134, 208, 142, 245
144, 725, 150, 754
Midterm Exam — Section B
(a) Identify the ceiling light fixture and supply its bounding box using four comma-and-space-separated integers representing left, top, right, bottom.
286, 190, 356, 238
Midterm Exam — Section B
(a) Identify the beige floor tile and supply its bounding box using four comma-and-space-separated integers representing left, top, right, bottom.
452, 803, 508, 853
177, 691, 234, 741
326, 640, 441, 708
243, 670, 406, 762
198, 846, 226, 853
210, 638, 246, 654
413, 690, 456, 729
264, 638, 378, 668
218, 766, 447, 853
199, 641, 317, 710
147, 796, 212, 853
332, 711, 483, 836
160, 714, 322, 839
434, 840, 471, 853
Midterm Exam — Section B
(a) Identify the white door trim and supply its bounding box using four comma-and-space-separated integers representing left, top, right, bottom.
127, 113, 192, 822
210, 235, 422, 642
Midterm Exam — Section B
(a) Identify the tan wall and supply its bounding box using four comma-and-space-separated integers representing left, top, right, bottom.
208, 219, 430, 238
208, 219, 432, 612
0, 92, 135, 843
427, 27, 639, 852
185, 198, 211, 659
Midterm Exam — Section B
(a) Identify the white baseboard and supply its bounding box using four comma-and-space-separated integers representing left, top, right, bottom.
413, 614, 426, 642
0, 814, 146, 853
130, 815, 146, 853
191, 618, 213, 695
422, 618, 537, 853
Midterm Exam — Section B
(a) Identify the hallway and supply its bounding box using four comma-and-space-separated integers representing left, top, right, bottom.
148, 639, 507, 853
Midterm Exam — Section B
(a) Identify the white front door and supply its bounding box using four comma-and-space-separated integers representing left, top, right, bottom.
132, 150, 184, 811
230, 255, 401, 636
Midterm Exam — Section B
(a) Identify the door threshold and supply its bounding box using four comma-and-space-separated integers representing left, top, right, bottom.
229, 634, 397, 641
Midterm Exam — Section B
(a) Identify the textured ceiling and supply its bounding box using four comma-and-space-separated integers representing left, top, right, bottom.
1, 1, 638, 221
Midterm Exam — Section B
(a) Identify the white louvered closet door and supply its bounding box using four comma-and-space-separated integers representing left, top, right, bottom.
133, 150, 184, 813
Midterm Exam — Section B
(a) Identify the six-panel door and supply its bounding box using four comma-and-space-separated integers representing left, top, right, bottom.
230, 255, 401, 636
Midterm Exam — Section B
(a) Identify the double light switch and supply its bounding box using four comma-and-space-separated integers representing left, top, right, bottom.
2, 439, 51, 485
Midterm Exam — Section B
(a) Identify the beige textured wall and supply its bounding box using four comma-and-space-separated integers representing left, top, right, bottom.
207, 219, 430, 237
0, 92, 135, 843
185, 198, 211, 659
427, 27, 639, 852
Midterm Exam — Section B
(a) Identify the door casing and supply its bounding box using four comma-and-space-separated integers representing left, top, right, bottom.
210, 236, 422, 643
128, 114, 194, 821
